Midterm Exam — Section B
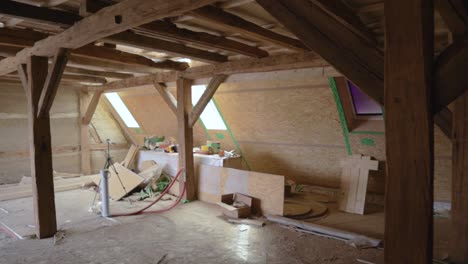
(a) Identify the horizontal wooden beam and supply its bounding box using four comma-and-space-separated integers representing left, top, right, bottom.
0, 0, 218, 75
106, 31, 228, 63
64, 66, 133, 79
90, 51, 328, 92
136, 20, 269, 58
190, 5, 308, 51
0, 28, 189, 71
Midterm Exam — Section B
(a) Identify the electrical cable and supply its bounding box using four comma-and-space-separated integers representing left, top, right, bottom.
111, 167, 186, 217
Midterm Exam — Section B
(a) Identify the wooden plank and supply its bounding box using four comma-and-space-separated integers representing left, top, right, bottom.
37, 48, 70, 118
153, 82, 177, 116
25, 55, 57, 239
65, 66, 133, 79
189, 74, 227, 127
384, 0, 434, 262
256, 0, 384, 104
136, 21, 269, 58
451, 91, 468, 264
0, 0, 218, 75
82, 90, 103, 125
198, 164, 285, 215
338, 155, 378, 215
190, 6, 307, 51
106, 31, 228, 64
177, 78, 196, 200
90, 51, 327, 92
99, 163, 144, 200
121, 144, 139, 168
80, 91, 91, 175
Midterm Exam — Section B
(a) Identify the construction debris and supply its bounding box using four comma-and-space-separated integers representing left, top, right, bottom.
266, 215, 381, 248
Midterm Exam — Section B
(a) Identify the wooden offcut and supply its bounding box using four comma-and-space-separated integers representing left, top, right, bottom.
121, 144, 139, 168
384, 0, 434, 262
338, 155, 378, 215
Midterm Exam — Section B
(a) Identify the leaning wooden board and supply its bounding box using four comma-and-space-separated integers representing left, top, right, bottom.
198, 164, 284, 216
91, 163, 144, 200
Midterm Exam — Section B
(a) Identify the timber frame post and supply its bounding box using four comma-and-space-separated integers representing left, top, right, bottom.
154, 75, 227, 200
17, 48, 69, 239
384, 0, 434, 262
451, 91, 468, 263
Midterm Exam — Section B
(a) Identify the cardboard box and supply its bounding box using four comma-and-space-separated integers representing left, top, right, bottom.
218, 193, 252, 218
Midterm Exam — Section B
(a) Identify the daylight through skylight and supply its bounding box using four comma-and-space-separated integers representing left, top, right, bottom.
105, 92, 140, 128
191, 85, 227, 130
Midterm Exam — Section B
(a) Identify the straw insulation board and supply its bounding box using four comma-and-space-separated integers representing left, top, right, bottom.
198, 164, 284, 216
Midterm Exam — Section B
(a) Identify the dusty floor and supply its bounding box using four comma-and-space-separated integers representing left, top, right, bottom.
0, 189, 451, 264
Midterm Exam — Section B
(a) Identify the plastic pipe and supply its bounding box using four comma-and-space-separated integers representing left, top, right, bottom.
100, 169, 110, 217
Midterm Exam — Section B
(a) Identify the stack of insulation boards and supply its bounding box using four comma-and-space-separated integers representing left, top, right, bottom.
0, 176, 95, 202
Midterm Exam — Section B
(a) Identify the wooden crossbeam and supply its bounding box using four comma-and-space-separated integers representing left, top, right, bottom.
189, 74, 227, 127
65, 66, 133, 79
0, 0, 218, 75
384, 0, 434, 262
136, 21, 269, 58
190, 5, 308, 51
153, 82, 178, 115
37, 48, 70, 118
0, 28, 188, 71
82, 90, 103, 125
90, 52, 327, 92
106, 31, 228, 63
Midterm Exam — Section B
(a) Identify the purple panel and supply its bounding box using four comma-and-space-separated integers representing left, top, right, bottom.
347, 81, 382, 115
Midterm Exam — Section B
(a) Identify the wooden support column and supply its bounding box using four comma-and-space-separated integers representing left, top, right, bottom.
22, 56, 57, 239
384, 0, 434, 263
176, 78, 195, 200
79, 91, 91, 175
451, 91, 468, 263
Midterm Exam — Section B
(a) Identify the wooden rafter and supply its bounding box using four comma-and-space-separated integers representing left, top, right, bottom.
106, 31, 228, 63
190, 5, 308, 51
436, 0, 468, 38
0, 0, 219, 75
189, 74, 227, 127
0, 28, 189, 71
37, 48, 70, 118
255, 0, 461, 138
136, 21, 269, 58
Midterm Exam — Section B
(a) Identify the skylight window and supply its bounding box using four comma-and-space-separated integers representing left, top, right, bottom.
105, 92, 140, 128
191, 85, 227, 130
347, 81, 383, 116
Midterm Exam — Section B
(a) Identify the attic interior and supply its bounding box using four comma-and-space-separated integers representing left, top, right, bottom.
0, 0, 466, 263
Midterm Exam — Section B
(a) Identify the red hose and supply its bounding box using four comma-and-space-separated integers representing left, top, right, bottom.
111, 168, 186, 217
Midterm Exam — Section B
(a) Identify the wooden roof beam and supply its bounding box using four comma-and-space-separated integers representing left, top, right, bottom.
136, 21, 269, 58
255, 0, 461, 138
0, 27, 189, 72
0, 0, 219, 75
89, 51, 328, 92
435, 0, 468, 38
105, 31, 228, 63
190, 5, 308, 51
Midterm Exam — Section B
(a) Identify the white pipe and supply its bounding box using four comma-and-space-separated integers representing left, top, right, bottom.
100, 169, 110, 218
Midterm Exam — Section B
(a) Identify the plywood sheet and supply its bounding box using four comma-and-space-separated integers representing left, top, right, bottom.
93, 163, 144, 201
198, 164, 284, 215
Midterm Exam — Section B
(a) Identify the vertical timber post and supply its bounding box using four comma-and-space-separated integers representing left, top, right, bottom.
177, 77, 196, 201
384, 0, 434, 263
25, 56, 57, 239
451, 92, 468, 263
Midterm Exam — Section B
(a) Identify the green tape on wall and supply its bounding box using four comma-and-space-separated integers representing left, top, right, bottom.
361, 138, 375, 146
328, 77, 352, 155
